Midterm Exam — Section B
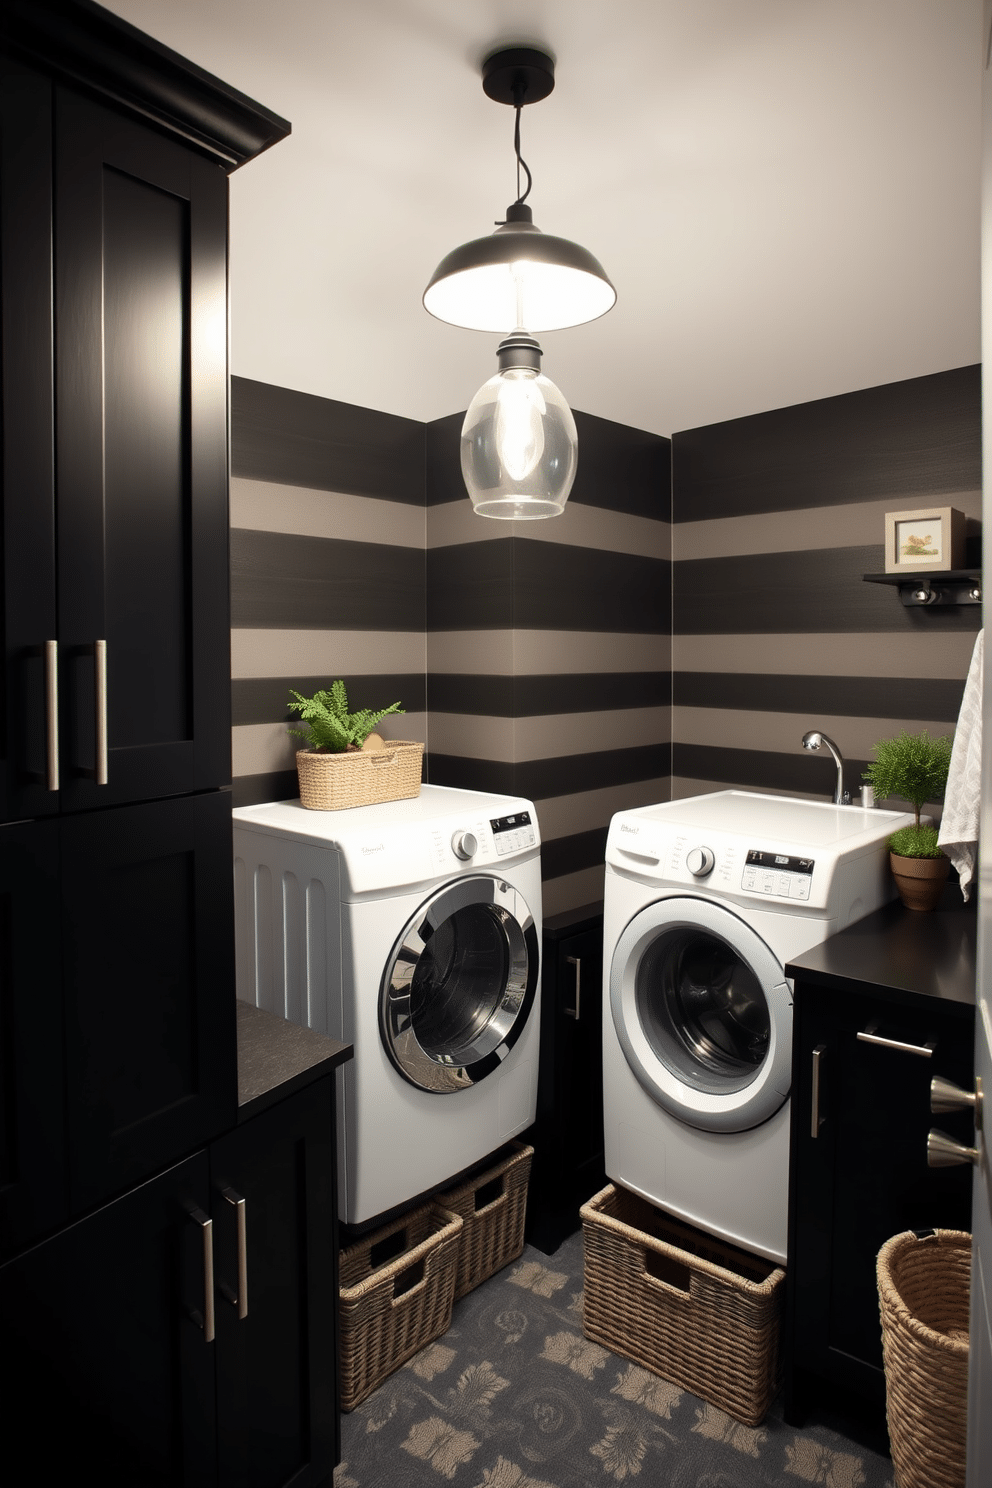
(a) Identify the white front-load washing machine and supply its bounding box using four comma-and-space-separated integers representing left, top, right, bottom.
603, 790, 914, 1263
233, 784, 542, 1226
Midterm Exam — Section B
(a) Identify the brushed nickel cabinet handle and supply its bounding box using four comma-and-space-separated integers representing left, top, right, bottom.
565, 956, 581, 1021
811, 1044, 826, 1138
189, 1206, 215, 1343
45, 639, 59, 791
927, 1129, 981, 1167
857, 1028, 934, 1058
932, 1074, 984, 1129
221, 1187, 249, 1319
94, 639, 108, 785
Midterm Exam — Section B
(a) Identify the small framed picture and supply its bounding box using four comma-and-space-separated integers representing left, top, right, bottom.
884, 506, 965, 573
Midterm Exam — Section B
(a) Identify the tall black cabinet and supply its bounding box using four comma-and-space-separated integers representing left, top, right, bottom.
0, 7, 347, 1485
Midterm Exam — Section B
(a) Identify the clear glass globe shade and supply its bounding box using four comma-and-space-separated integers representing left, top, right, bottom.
460, 367, 578, 519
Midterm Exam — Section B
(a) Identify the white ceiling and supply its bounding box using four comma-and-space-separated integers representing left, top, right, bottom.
105, 0, 981, 439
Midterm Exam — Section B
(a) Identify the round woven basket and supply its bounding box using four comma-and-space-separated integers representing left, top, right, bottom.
877, 1228, 970, 1488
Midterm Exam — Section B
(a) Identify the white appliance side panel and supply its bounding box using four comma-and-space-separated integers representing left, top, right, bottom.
340, 871, 542, 1224
232, 825, 343, 1039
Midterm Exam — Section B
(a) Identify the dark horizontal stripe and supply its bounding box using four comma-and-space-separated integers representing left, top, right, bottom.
232, 674, 426, 727
232, 769, 299, 809
673, 546, 981, 634
541, 826, 609, 881
231, 376, 425, 505
672, 366, 980, 522
427, 409, 672, 519
427, 672, 671, 717
672, 743, 873, 799
231, 529, 426, 630
428, 540, 671, 633
428, 743, 670, 802
674, 672, 966, 723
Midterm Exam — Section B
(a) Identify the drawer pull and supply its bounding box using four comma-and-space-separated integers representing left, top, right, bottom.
221, 1187, 249, 1319
94, 639, 108, 785
188, 1206, 215, 1343
927, 1129, 981, 1168
931, 1074, 984, 1129
857, 1027, 934, 1059
566, 956, 581, 1021
45, 640, 59, 791
811, 1044, 826, 1138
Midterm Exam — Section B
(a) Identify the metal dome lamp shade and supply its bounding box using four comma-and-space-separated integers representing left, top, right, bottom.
423, 48, 616, 334
461, 333, 578, 519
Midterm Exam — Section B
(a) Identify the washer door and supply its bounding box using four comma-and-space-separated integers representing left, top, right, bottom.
610, 896, 792, 1132
380, 875, 539, 1093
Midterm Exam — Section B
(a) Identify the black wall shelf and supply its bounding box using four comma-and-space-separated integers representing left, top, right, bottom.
863, 570, 981, 607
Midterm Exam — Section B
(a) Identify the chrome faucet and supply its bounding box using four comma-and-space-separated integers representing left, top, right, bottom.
801, 730, 850, 804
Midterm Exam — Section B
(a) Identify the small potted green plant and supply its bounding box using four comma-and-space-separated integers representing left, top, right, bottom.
862, 729, 954, 911
287, 680, 422, 810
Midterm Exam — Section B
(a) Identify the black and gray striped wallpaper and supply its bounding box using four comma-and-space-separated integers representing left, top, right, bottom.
670, 365, 982, 805
229, 378, 672, 915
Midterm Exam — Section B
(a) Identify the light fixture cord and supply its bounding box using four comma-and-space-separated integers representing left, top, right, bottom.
512, 90, 533, 205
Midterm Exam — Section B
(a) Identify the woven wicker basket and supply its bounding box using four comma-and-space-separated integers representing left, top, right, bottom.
581, 1184, 785, 1426
441, 1142, 533, 1299
338, 1201, 462, 1411
296, 740, 423, 811
877, 1228, 970, 1488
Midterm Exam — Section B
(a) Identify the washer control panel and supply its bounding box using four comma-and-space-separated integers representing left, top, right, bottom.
742, 848, 814, 901
491, 810, 536, 856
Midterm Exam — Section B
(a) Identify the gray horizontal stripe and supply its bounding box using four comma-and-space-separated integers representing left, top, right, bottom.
427, 407, 671, 519
673, 547, 981, 634
672, 742, 873, 799
674, 632, 978, 677
231, 478, 426, 548
427, 630, 671, 675
429, 743, 670, 801
543, 865, 608, 916
232, 376, 425, 504
233, 674, 426, 726
542, 827, 609, 881
532, 777, 671, 840
231, 529, 426, 630
232, 630, 427, 678
673, 705, 953, 761
673, 492, 981, 563
430, 708, 668, 762
429, 540, 671, 633
672, 366, 980, 522
427, 672, 670, 717
427, 497, 670, 560
674, 672, 964, 723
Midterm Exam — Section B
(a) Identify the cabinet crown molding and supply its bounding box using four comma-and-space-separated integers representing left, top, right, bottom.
2, 0, 291, 170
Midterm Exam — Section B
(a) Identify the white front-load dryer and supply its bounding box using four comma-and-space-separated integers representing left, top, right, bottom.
603, 791, 914, 1263
233, 784, 542, 1225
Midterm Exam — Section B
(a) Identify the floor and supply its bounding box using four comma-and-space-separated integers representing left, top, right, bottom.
335, 1230, 895, 1488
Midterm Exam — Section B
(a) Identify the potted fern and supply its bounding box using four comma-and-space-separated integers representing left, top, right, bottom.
862, 729, 954, 911
287, 680, 423, 810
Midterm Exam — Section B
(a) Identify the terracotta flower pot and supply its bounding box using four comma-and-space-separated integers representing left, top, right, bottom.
889, 851, 950, 912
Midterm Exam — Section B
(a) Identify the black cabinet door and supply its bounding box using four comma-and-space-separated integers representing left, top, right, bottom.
52, 88, 231, 813
0, 819, 66, 1258
0, 1150, 217, 1486
211, 1082, 339, 1486
788, 984, 974, 1408
528, 911, 605, 1254
62, 791, 237, 1213
0, 57, 58, 824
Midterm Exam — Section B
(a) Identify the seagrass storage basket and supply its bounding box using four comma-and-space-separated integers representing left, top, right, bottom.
581, 1183, 785, 1426
877, 1228, 970, 1488
296, 740, 423, 811
441, 1142, 533, 1299
338, 1201, 462, 1410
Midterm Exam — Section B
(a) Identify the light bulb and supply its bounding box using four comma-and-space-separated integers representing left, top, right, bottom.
460, 334, 578, 520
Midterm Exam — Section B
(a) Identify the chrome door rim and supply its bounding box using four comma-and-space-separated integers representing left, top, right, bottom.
610, 896, 792, 1132
380, 875, 538, 1093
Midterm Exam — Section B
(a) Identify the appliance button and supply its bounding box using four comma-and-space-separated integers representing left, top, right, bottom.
777, 874, 792, 896
451, 830, 479, 861
685, 846, 715, 877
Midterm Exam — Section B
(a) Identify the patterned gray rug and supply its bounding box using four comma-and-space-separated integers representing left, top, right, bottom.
335, 1230, 894, 1488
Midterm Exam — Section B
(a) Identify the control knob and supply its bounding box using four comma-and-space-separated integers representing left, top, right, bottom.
685, 846, 715, 877
451, 830, 478, 861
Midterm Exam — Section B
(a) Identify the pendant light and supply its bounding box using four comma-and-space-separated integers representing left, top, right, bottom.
426, 47, 614, 519
423, 48, 616, 334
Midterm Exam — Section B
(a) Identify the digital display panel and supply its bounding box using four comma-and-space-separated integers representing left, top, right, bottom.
746, 849, 814, 875
491, 811, 532, 834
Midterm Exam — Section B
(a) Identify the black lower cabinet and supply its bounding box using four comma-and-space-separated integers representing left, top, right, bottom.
0, 1080, 337, 1487
785, 976, 974, 1422
527, 905, 605, 1254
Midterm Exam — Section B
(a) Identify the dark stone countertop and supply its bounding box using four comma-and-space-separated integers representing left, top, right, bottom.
785, 881, 977, 1012
236, 999, 352, 1123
